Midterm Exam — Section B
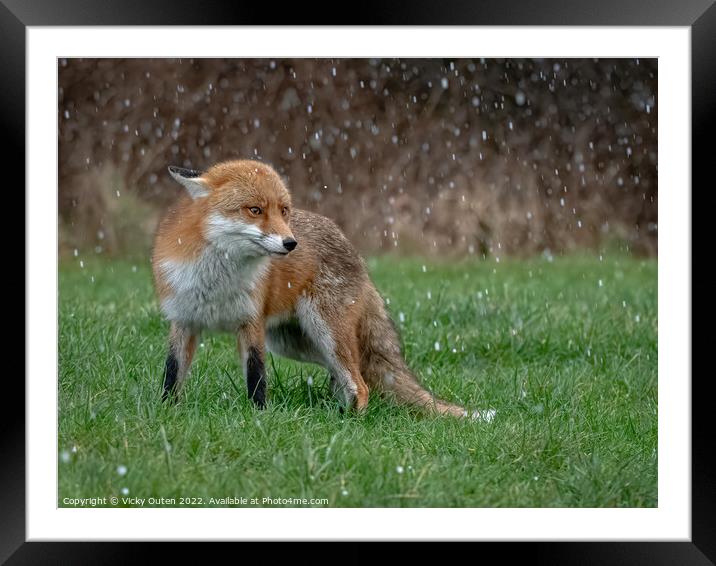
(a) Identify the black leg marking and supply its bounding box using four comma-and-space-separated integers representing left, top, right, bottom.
246, 346, 266, 408
162, 349, 179, 402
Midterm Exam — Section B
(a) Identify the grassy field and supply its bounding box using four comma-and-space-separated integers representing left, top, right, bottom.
58, 254, 657, 507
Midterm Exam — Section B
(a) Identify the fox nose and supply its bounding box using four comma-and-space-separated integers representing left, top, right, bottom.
283, 238, 298, 252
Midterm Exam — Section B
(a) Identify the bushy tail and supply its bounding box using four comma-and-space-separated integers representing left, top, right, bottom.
358, 287, 468, 418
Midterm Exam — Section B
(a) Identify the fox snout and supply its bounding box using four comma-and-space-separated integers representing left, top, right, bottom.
283, 238, 298, 252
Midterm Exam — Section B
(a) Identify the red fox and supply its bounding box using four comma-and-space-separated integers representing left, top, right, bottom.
152, 159, 470, 417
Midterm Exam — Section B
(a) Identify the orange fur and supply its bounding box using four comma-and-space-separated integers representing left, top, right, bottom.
152, 159, 469, 417
152, 160, 295, 302
261, 255, 317, 318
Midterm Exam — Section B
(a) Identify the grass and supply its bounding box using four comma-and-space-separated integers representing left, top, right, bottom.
58, 253, 657, 507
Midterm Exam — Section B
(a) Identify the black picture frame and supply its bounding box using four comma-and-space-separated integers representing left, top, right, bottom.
8, 1, 707, 563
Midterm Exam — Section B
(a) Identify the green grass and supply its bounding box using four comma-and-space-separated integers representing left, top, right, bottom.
58, 254, 657, 507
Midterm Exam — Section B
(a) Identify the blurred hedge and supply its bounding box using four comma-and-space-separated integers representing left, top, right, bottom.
58, 58, 657, 257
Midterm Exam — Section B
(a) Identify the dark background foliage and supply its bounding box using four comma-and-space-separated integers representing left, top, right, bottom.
58, 58, 657, 257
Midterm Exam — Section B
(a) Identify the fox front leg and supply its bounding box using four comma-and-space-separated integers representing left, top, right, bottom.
237, 322, 267, 408
162, 322, 198, 401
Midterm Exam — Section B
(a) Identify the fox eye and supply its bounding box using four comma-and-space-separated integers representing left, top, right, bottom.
281, 207, 289, 216
248, 206, 262, 215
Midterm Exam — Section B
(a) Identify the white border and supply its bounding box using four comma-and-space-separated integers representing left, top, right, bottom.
27, 27, 691, 541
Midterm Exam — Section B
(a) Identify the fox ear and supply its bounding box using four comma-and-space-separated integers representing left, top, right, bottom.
168, 166, 209, 199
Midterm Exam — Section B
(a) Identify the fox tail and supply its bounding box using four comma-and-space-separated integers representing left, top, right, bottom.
358, 287, 469, 418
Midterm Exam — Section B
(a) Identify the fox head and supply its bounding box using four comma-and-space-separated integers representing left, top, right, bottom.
168, 160, 297, 258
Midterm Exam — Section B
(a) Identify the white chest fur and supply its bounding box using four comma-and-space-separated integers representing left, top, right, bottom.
159, 250, 268, 331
